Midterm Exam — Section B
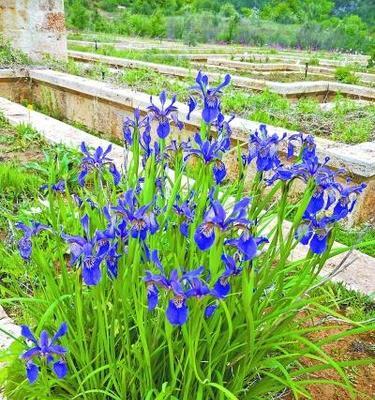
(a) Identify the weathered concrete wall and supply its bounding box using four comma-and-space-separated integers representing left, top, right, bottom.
0, 0, 67, 61
68, 51, 375, 102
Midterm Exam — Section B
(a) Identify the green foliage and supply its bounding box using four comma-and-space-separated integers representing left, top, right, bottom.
0, 35, 30, 67
335, 225, 375, 258
334, 66, 359, 84
0, 163, 42, 199
308, 56, 320, 66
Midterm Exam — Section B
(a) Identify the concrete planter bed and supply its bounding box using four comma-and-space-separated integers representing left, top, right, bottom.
68, 39, 370, 66
206, 59, 375, 85
68, 50, 375, 102
0, 67, 373, 226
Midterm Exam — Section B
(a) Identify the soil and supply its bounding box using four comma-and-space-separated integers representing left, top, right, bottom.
283, 321, 375, 400
0, 125, 45, 163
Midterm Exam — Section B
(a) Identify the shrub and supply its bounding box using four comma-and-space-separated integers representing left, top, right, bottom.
0, 35, 30, 67
334, 66, 360, 84
1, 72, 372, 400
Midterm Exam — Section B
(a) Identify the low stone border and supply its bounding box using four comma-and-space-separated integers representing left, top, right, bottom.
207, 59, 375, 84
68, 50, 375, 101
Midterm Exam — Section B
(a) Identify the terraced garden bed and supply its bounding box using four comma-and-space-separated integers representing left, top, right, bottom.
29, 59, 375, 145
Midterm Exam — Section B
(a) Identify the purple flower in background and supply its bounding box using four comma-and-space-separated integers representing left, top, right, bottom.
267, 154, 339, 188
186, 96, 197, 120
212, 254, 242, 299
21, 323, 68, 384
78, 142, 121, 186
62, 215, 108, 285
104, 243, 121, 279
287, 133, 316, 161
123, 108, 150, 146
184, 132, 229, 184
190, 71, 231, 124
40, 180, 66, 193
204, 303, 218, 318
296, 214, 334, 254
15, 221, 49, 261
139, 128, 161, 166
173, 193, 196, 237
243, 125, 285, 172
332, 182, 366, 220
213, 112, 235, 143
194, 196, 251, 251
112, 190, 159, 240
183, 266, 210, 299
147, 91, 183, 139
225, 232, 268, 261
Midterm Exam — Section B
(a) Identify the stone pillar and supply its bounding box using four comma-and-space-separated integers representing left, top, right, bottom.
0, 0, 67, 62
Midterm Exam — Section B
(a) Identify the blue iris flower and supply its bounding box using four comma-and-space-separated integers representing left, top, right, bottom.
40, 180, 66, 193
243, 125, 285, 172
204, 303, 218, 318
166, 269, 189, 326
287, 133, 316, 161
104, 243, 121, 279
123, 108, 151, 146
190, 71, 231, 124
20, 323, 68, 384
267, 154, 338, 187
72, 194, 97, 209
296, 214, 334, 255
194, 196, 251, 251
62, 215, 109, 286
112, 190, 159, 240
15, 221, 49, 261
213, 112, 235, 143
212, 254, 243, 299
225, 233, 268, 261
305, 182, 337, 215
144, 252, 210, 326
147, 91, 183, 139
173, 193, 196, 237
184, 132, 229, 184
139, 127, 161, 167
332, 182, 367, 220
186, 96, 197, 120
78, 142, 121, 186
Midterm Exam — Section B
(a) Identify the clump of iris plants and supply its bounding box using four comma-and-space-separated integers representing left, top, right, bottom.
1, 71, 371, 399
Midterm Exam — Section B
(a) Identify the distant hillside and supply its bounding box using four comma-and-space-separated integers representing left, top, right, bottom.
64, 0, 374, 53
65, 0, 374, 25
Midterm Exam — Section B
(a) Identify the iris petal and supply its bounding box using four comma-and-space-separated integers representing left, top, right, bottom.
166, 299, 188, 326
26, 362, 39, 384
310, 234, 328, 254
157, 121, 171, 139
194, 225, 215, 251
82, 260, 102, 286
53, 360, 68, 379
